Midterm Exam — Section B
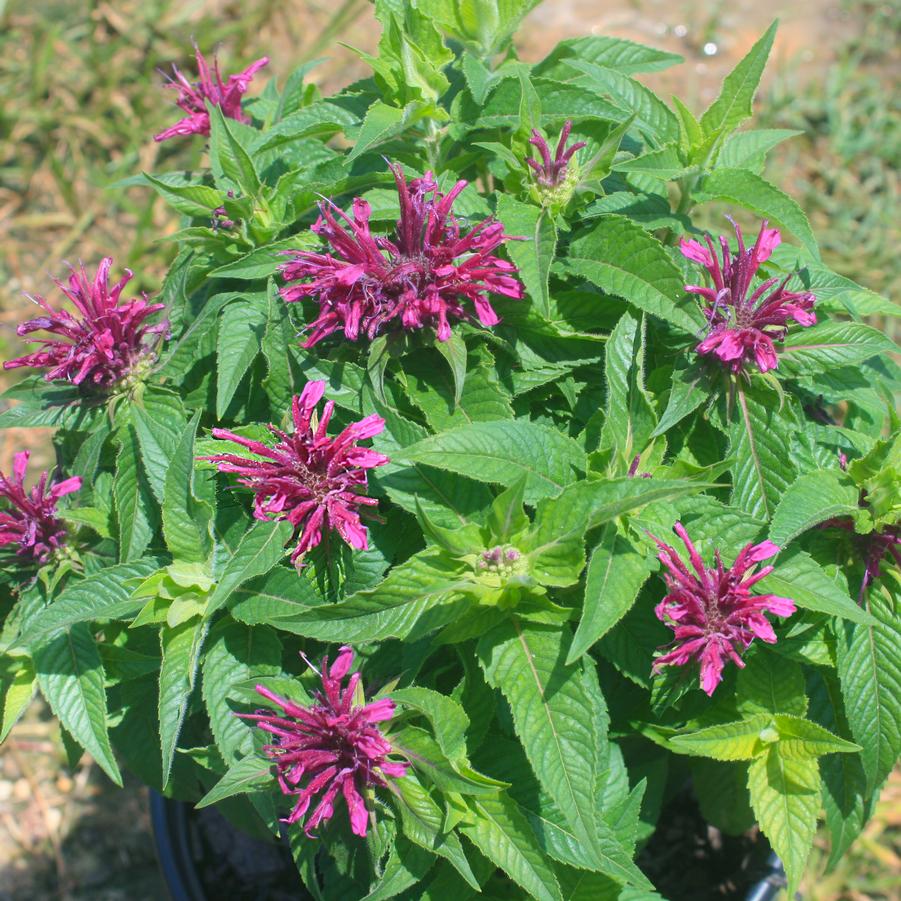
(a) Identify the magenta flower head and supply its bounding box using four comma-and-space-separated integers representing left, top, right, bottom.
154, 44, 269, 142
680, 219, 816, 374
649, 522, 796, 696
279, 162, 524, 346
3, 259, 168, 388
526, 120, 586, 189
202, 380, 388, 563
0, 451, 81, 565
241, 646, 407, 837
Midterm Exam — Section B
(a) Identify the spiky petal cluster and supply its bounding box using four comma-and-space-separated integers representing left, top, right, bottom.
279, 163, 524, 346
154, 45, 268, 142
3, 259, 168, 388
525, 120, 586, 188
650, 523, 796, 695
680, 219, 816, 374
0, 451, 81, 564
202, 380, 388, 562
242, 647, 407, 837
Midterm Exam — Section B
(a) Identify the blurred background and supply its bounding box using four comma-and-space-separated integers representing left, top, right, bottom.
0, 0, 897, 897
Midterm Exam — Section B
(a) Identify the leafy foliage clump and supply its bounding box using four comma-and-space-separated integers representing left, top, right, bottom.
1, 2, 898, 898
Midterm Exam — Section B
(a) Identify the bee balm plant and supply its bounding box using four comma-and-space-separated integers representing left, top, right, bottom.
1, 4, 898, 899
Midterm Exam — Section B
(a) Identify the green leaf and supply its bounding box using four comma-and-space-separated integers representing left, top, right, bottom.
210, 237, 316, 280
70, 418, 112, 483
769, 470, 861, 547
1, 660, 34, 743
568, 525, 650, 664
755, 549, 874, 625
567, 61, 680, 143
162, 413, 213, 563
747, 747, 819, 898
810, 673, 874, 868
612, 145, 690, 181
650, 360, 709, 438
479, 621, 637, 885
61, 506, 111, 539
348, 101, 408, 161
408, 360, 514, 434
255, 101, 358, 152
157, 292, 240, 379
390, 686, 469, 762
524, 478, 708, 587
434, 332, 468, 407
487, 475, 529, 542
159, 619, 209, 787
717, 128, 802, 169
599, 311, 656, 465
516, 64, 542, 136
671, 95, 703, 154
363, 836, 435, 901
772, 715, 861, 759
142, 173, 222, 217
272, 551, 473, 642
728, 382, 797, 520
367, 334, 391, 404
779, 321, 898, 375
34, 623, 121, 784
392, 724, 506, 798
700, 21, 776, 142
18, 559, 160, 649
460, 51, 502, 103
400, 421, 587, 505
535, 35, 683, 79
196, 752, 272, 807
769, 250, 899, 319
207, 103, 261, 194
836, 586, 901, 794
496, 194, 557, 319
392, 772, 480, 890
230, 567, 324, 625
206, 521, 292, 617
216, 296, 268, 418
202, 621, 281, 763
114, 426, 155, 562
698, 168, 820, 260
668, 715, 774, 760
460, 794, 563, 901
736, 650, 807, 717
131, 390, 187, 503
0, 379, 97, 430
562, 216, 702, 334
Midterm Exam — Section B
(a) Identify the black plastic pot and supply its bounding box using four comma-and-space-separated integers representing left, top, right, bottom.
148, 790, 310, 901
745, 852, 792, 901
149, 791, 795, 900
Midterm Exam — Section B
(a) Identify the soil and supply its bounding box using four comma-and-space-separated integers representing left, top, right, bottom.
187, 805, 308, 901
637, 787, 778, 900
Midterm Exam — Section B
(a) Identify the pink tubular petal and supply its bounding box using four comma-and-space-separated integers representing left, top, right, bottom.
746, 540, 780, 563
698, 642, 726, 696
12, 451, 29, 483
343, 778, 369, 837
329, 646, 355, 681
679, 237, 715, 267
361, 699, 395, 723
757, 595, 797, 617
49, 476, 82, 499
756, 226, 781, 262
